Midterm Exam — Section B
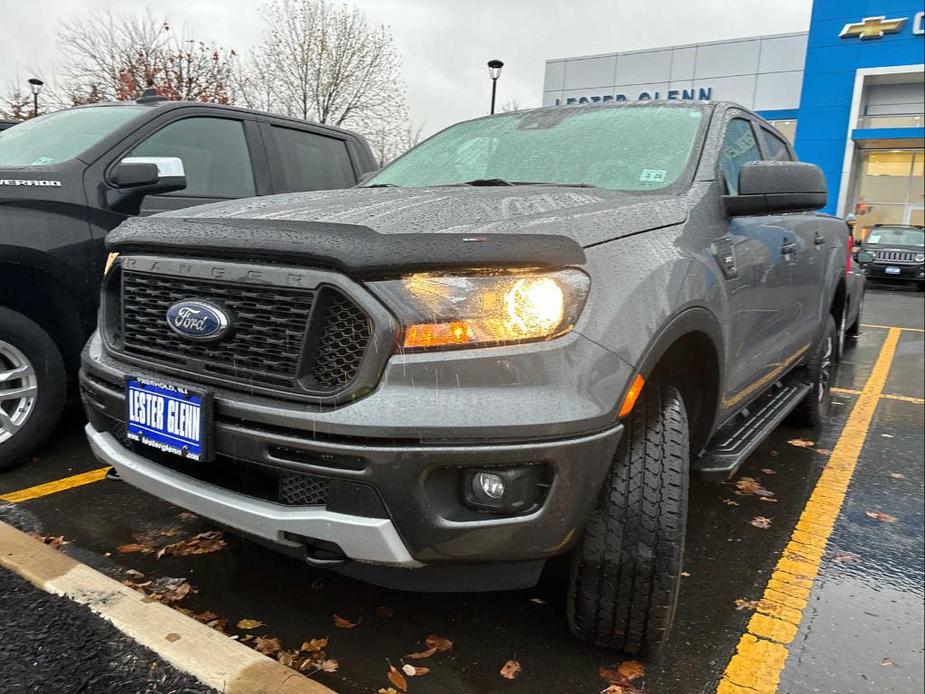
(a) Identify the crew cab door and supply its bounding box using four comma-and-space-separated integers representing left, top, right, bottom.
108, 113, 268, 216
259, 120, 363, 193
717, 116, 804, 407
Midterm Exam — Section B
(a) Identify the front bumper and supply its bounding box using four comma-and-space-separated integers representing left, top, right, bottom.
81, 331, 626, 570
865, 263, 925, 283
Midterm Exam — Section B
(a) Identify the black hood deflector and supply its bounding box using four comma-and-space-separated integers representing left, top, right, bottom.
106, 216, 586, 274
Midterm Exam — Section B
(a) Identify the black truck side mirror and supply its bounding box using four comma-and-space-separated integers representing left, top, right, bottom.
724, 161, 827, 217
107, 156, 187, 214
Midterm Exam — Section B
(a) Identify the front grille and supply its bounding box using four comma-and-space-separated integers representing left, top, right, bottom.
872, 249, 917, 264
279, 471, 330, 505
118, 271, 372, 395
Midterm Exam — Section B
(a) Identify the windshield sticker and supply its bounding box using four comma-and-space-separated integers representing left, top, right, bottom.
640, 169, 667, 183
31, 157, 55, 166
0, 179, 61, 187
867, 234, 880, 244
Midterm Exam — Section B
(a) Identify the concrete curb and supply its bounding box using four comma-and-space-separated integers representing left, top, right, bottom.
0, 520, 336, 694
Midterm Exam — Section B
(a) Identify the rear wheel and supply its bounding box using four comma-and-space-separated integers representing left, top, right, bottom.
567, 381, 688, 654
789, 315, 836, 428
0, 308, 66, 471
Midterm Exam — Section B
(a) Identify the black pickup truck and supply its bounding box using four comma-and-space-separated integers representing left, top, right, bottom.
81, 101, 849, 654
0, 98, 376, 467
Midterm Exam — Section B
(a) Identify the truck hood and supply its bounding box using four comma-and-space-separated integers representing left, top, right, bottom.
158, 185, 689, 248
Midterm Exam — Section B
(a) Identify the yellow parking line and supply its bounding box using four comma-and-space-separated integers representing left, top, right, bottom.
861, 323, 924, 333
0, 467, 111, 503
717, 327, 902, 694
832, 387, 923, 405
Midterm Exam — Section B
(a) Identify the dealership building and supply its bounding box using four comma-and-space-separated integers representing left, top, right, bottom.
542, 0, 924, 236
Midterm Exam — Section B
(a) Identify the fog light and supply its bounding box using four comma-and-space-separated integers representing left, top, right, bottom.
475, 472, 506, 500
465, 466, 543, 513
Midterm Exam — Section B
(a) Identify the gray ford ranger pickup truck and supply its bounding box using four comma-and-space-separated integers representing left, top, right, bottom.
80, 101, 848, 654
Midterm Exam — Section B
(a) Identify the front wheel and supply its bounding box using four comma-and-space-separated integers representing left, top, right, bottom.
567, 381, 688, 654
0, 308, 66, 471
788, 315, 836, 428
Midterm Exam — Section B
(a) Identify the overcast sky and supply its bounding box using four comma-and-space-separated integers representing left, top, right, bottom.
1, 0, 812, 134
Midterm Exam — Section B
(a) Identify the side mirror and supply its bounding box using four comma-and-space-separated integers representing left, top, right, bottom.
107, 156, 187, 214
356, 170, 377, 186
856, 251, 875, 266
724, 161, 827, 216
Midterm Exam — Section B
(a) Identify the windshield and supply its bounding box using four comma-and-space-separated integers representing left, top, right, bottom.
865, 227, 925, 247
367, 105, 705, 191
0, 106, 146, 167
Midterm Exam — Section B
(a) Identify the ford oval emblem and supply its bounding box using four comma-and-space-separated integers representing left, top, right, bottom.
165, 300, 231, 341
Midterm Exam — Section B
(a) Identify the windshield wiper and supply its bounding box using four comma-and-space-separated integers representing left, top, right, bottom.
457, 179, 598, 188
364, 183, 398, 188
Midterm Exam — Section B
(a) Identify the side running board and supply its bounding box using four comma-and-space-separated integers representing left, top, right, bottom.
694, 382, 812, 481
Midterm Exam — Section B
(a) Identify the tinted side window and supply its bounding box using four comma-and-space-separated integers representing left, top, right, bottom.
130, 117, 255, 198
271, 127, 356, 192
719, 118, 762, 195
760, 127, 792, 162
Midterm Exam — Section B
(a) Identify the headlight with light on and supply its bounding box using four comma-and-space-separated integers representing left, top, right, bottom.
371, 269, 590, 350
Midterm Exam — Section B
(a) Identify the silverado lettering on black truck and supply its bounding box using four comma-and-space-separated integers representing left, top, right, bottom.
80, 101, 849, 654
0, 97, 376, 468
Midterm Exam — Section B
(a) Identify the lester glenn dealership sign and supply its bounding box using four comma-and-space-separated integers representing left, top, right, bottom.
554, 86, 713, 106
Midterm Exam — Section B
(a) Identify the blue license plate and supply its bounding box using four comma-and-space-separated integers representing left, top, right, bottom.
125, 378, 210, 461
885, 266, 901, 275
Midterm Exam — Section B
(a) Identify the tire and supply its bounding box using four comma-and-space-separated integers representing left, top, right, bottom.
0, 308, 66, 471
567, 381, 688, 654
788, 314, 836, 428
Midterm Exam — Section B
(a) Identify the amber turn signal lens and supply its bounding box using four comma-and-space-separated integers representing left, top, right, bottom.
404, 321, 473, 349
618, 374, 645, 418
103, 252, 119, 277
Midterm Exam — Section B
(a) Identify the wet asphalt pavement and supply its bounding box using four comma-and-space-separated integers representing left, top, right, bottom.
0, 284, 922, 694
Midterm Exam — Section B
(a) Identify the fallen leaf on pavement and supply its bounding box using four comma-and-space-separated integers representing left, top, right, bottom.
402, 663, 430, 677
405, 647, 438, 660
735, 598, 773, 611
378, 689, 399, 694
125, 568, 145, 579
237, 619, 264, 630
116, 543, 149, 553
761, 468, 777, 475
889, 472, 905, 480
750, 516, 773, 529
788, 438, 815, 448
277, 649, 298, 668
814, 448, 832, 456
734, 477, 774, 497
424, 634, 453, 652
387, 665, 408, 692
29, 534, 69, 550
317, 659, 339, 673
300, 638, 328, 653
178, 512, 198, 520
529, 597, 547, 605
617, 660, 645, 681
759, 497, 779, 503
834, 551, 860, 562
681, 571, 691, 577
333, 614, 359, 629
881, 657, 897, 667
254, 636, 283, 657
376, 606, 395, 618
865, 511, 896, 523
722, 498, 739, 506
156, 531, 226, 558
165, 633, 181, 643
500, 660, 522, 679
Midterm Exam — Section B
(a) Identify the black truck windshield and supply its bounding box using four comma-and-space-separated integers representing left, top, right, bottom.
0, 106, 146, 167
366, 105, 705, 191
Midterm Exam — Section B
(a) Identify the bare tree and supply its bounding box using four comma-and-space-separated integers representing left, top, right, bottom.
500, 99, 522, 112
242, 0, 413, 162
55, 11, 238, 105
0, 84, 33, 121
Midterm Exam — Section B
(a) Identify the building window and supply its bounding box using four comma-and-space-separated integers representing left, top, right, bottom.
766, 119, 797, 143
852, 149, 925, 238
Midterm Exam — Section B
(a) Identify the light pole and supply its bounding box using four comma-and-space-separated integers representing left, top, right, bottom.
487, 59, 504, 114
27, 78, 44, 118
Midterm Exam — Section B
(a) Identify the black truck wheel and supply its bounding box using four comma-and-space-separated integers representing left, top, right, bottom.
0, 308, 66, 471
789, 315, 836, 428
567, 381, 688, 654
